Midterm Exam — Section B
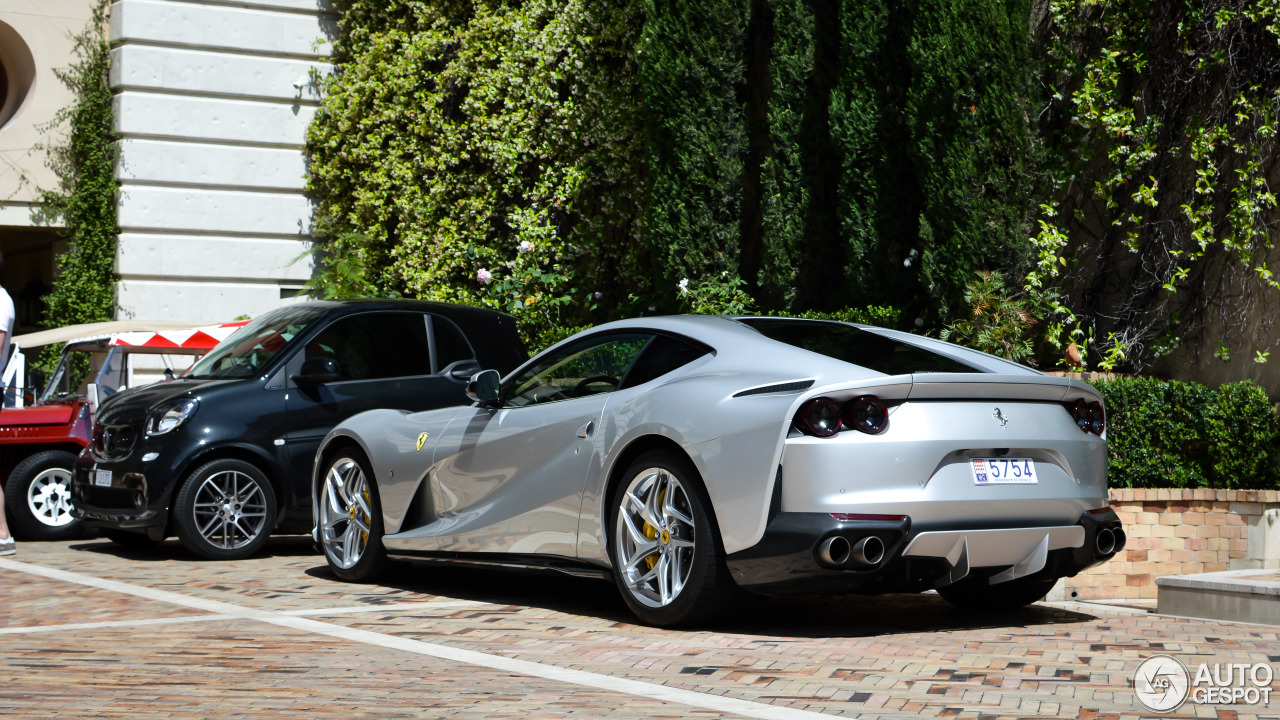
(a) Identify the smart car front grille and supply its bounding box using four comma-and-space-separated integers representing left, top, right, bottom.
93, 423, 138, 460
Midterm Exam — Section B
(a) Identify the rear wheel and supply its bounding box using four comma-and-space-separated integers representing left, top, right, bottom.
937, 575, 1058, 610
173, 459, 275, 560
609, 451, 735, 627
3, 450, 83, 541
318, 451, 389, 582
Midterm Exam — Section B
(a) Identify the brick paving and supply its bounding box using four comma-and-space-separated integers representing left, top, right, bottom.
2, 536, 1278, 719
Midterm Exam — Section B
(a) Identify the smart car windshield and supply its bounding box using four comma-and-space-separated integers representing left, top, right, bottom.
187, 305, 328, 379
740, 318, 979, 375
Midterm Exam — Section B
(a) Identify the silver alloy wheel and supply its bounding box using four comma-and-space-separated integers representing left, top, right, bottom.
319, 457, 372, 570
615, 466, 697, 608
26, 468, 74, 527
191, 470, 269, 550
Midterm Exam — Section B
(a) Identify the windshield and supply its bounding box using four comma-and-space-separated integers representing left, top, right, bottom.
39, 346, 100, 403
187, 305, 328, 379
739, 318, 980, 375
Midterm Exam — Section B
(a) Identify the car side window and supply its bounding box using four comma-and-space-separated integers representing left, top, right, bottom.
303, 313, 432, 381
431, 316, 475, 370
617, 334, 710, 389
505, 333, 651, 407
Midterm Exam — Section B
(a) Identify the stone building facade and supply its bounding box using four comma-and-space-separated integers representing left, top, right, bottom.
0, 0, 332, 327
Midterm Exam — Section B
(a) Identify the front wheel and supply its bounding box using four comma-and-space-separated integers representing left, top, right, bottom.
173, 459, 276, 560
609, 451, 735, 627
937, 575, 1058, 610
4, 450, 83, 541
318, 451, 389, 582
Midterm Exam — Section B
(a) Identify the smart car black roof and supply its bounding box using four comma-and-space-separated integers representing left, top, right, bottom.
282, 299, 528, 375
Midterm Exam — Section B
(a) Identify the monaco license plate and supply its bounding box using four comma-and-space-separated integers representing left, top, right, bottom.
93, 469, 112, 487
970, 457, 1038, 485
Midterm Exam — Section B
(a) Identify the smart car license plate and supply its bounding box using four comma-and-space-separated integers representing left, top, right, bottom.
93, 469, 112, 487
970, 457, 1037, 485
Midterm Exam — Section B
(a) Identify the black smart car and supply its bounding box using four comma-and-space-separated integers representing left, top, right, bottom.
71, 300, 526, 559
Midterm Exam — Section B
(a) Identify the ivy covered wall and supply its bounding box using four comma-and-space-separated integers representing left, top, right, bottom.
306, 0, 648, 347
306, 0, 1045, 342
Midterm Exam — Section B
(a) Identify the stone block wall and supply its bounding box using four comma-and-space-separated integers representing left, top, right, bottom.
1062, 489, 1280, 601
110, 0, 336, 322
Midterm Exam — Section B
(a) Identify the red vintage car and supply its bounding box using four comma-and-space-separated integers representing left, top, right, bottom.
1, 320, 246, 540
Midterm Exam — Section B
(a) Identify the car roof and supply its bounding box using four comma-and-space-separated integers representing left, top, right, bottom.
563, 314, 1036, 376
267, 299, 528, 375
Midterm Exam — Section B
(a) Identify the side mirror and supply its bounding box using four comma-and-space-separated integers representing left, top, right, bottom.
293, 356, 340, 386
86, 382, 100, 413
466, 369, 501, 406
443, 358, 482, 383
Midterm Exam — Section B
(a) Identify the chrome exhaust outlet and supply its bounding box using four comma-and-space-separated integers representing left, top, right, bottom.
1112, 527, 1126, 553
849, 536, 885, 566
818, 536, 851, 566
1095, 527, 1116, 556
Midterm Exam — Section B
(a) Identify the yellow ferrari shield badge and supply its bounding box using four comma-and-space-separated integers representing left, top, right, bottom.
416, 432, 429, 452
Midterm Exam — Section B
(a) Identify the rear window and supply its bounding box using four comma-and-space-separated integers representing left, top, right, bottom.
739, 318, 978, 375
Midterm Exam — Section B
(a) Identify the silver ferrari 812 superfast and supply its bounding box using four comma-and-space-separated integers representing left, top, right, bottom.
312, 316, 1123, 626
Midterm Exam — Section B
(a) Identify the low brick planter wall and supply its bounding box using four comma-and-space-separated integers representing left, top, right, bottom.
1063, 489, 1280, 601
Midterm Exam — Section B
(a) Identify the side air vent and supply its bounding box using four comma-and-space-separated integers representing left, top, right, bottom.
733, 379, 816, 398
767, 465, 783, 524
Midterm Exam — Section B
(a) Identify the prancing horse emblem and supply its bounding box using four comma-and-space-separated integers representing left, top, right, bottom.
416, 432, 429, 452
993, 408, 1008, 427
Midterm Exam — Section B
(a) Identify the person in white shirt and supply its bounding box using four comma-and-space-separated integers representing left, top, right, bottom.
0, 254, 16, 556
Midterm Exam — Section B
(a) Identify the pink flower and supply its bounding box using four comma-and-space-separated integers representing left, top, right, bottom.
476, 268, 492, 284
594, 291, 603, 300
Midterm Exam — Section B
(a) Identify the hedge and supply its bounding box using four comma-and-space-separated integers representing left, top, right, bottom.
1094, 376, 1280, 490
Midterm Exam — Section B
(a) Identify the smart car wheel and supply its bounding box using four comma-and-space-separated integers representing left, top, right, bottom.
609, 452, 734, 627
318, 451, 389, 582
3, 450, 83, 541
173, 459, 276, 560
936, 575, 1059, 610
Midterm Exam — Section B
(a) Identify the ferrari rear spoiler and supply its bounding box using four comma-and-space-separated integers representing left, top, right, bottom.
906, 373, 1100, 403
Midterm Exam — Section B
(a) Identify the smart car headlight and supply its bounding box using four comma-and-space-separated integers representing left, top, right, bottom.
146, 397, 199, 437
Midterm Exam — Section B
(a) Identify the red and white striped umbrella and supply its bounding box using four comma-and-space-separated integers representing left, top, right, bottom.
109, 320, 250, 350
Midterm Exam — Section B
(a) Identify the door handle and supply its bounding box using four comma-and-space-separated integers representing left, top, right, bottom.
576, 421, 594, 439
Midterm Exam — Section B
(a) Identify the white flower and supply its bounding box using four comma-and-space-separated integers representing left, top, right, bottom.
517, 240, 535, 255
678, 278, 690, 294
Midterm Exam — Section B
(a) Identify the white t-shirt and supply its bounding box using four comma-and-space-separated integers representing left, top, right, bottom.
0, 288, 14, 389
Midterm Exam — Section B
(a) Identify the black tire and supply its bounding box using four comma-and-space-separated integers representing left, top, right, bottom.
608, 451, 737, 627
936, 575, 1058, 610
3, 450, 83, 541
317, 449, 390, 582
103, 529, 160, 547
173, 458, 276, 560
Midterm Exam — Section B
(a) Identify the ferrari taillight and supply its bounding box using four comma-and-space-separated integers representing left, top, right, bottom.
844, 396, 889, 435
796, 398, 842, 437
793, 395, 889, 437
1066, 400, 1104, 435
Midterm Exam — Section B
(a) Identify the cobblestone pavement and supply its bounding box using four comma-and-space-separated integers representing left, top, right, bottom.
2, 537, 1278, 719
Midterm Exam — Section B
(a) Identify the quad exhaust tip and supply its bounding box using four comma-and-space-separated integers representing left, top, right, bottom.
818, 535, 885, 568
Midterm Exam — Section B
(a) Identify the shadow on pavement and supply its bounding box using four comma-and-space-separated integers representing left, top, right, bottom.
303, 559, 1098, 637
69, 534, 318, 561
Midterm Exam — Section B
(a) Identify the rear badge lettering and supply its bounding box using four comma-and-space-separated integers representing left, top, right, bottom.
416, 432, 429, 452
